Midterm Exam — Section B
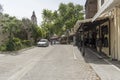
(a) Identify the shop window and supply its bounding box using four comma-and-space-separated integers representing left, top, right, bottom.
101, 25, 109, 47
103, 37, 108, 47
101, 25, 108, 35
96, 38, 102, 47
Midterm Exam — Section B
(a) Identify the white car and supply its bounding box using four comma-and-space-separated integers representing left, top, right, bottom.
37, 39, 49, 47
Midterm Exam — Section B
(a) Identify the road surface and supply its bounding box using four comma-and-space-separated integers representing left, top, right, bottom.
0, 45, 100, 80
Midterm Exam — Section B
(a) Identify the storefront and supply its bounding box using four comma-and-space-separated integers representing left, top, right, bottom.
92, 0, 120, 60
76, 17, 110, 56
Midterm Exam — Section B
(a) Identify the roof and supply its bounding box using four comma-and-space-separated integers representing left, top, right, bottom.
77, 18, 92, 24
74, 18, 92, 33
74, 17, 109, 33
51, 34, 59, 39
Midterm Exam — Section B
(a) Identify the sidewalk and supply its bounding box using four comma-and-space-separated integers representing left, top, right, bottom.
81, 47, 120, 80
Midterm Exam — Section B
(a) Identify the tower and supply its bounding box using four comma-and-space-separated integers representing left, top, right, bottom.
31, 11, 37, 25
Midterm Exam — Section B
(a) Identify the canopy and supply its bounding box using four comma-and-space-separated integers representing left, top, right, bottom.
74, 18, 92, 33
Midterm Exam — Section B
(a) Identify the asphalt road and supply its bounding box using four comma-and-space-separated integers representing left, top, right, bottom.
0, 45, 100, 80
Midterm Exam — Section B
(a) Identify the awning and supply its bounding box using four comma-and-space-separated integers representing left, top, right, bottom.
75, 17, 109, 32
50, 34, 59, 39
92, 0, 120, 21
74, 18, 92, 33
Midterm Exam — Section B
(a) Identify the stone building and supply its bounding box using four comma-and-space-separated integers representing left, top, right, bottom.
85, 0, 98, 19
93, 0, 120, 61
31, 11, 37, 25
74, 0, 120, 61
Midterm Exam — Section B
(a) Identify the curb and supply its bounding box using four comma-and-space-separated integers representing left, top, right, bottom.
86, 48, 120, 80
87, 48, 120, 71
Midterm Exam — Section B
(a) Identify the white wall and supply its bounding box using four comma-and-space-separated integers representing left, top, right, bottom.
97, 0, 109, 10
98, 0, 102, 10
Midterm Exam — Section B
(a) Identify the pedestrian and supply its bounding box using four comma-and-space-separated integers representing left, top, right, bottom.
50, 39, 53, 45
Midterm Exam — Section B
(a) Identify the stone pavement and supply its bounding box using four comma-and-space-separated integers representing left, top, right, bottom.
0, 46, 54, 80
20, 45, 100, 80
83, 48, 120, 80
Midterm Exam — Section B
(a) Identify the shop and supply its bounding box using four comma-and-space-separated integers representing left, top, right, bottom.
76, 17, 110, 56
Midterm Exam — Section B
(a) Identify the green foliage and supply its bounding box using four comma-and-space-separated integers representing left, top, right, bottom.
2, 15, 22, 39
4, 38, 32, 51
0, 12, 43, 51
1, 14, 42, 49
6, 39, 15, 51
13, 37, 23, 50
31, 24, 42, 43
0, 44, 6, 51
22, 40, 32, 47
6, 38, 22, 51
41, 2, 84, 38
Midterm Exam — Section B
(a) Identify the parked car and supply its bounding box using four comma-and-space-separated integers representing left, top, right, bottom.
37, 39, 49, 47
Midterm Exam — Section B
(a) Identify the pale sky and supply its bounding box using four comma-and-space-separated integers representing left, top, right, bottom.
0, 0, 86, 25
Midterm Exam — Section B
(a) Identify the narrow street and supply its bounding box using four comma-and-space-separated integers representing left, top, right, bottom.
1, 0, 120, 80
0, 45, 100, 80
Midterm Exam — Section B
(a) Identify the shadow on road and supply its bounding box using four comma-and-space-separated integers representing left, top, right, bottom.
77, 47, 120, 69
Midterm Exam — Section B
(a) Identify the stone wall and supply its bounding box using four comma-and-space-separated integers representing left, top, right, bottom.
85, 0, 98, 19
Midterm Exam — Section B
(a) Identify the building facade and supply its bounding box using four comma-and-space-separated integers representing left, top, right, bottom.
74, 0, 120, 61
93, 0, 120, 60
85, 0, 98, 19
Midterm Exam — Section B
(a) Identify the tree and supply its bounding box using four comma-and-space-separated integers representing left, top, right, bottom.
0, 4, 3, 13
41, 9, 55, 38
41, 2, 84, 38
58, 2, 84, 30
31, 24, 42, 42
21, 18, 42, 43
2, 15, 21, 39
21, 18, 32, 40
0, 12, 43, 51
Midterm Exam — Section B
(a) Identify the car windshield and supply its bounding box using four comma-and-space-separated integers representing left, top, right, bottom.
40, 39, 47, 42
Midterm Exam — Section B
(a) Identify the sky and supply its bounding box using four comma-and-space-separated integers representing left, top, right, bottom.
0, 0, 86, 25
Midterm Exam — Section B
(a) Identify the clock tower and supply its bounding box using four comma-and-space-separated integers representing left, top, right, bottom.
31, 11, 37, 25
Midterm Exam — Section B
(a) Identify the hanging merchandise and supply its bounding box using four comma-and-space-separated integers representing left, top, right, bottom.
103, 37, 108, 47
101, 25, 108, 35
96, 38, 102, 47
